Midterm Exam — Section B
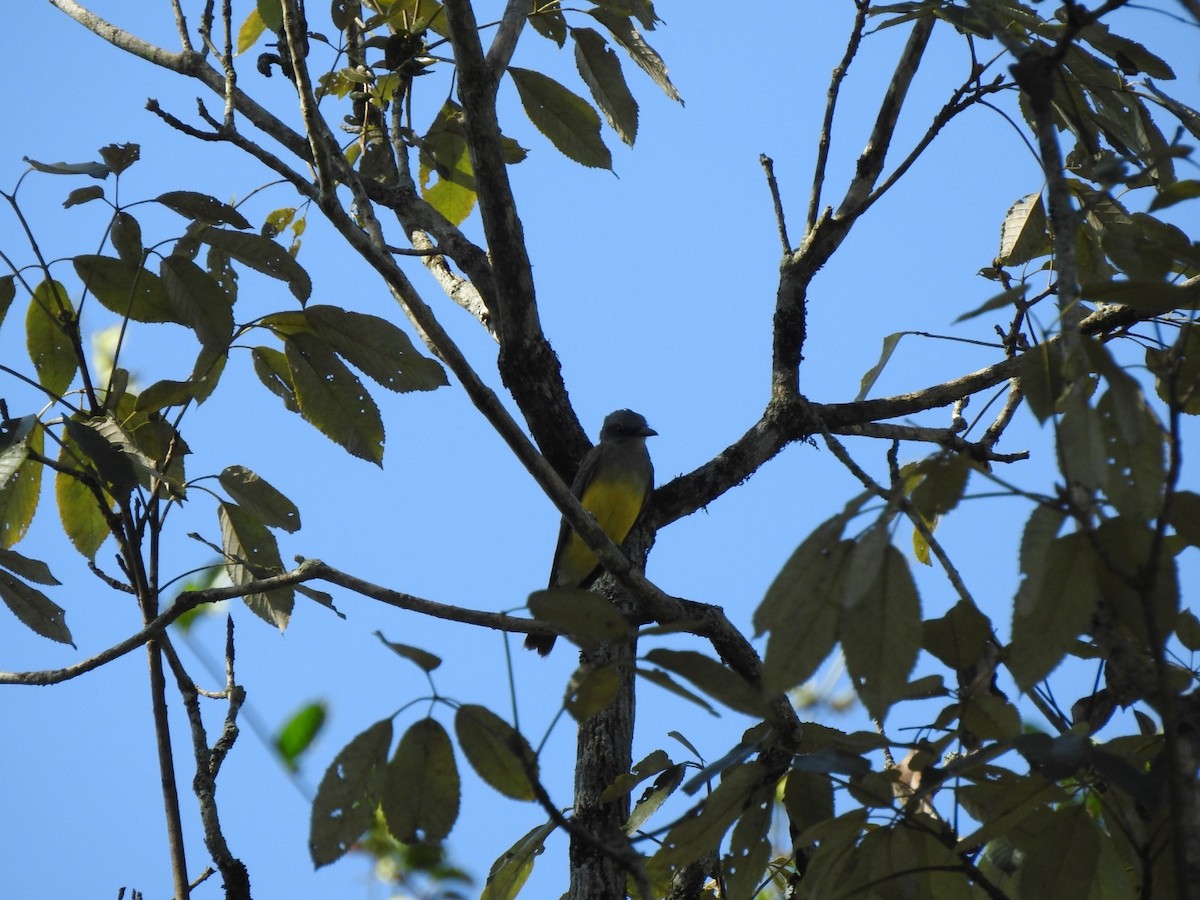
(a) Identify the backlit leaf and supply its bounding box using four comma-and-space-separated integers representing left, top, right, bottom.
997, 192, 1050, 265
200, 227, 311, 302
74, 255, 173, 322
159, 256, 236, 350
565, 664, 622, 722
219, 501, 293, 630
275, 701, 327, 770
527, 587, 632, 649
0, 569, 73, 645
480, 820, 556, 900
373, 630, 442, 672
304, 305, 448, 393
54, 428, 113, 560
26, 280, 78, 398
588, 9, 681, 104
0, 416, 41, 549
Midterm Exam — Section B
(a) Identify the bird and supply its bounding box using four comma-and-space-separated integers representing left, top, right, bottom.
525, 409, 657, 655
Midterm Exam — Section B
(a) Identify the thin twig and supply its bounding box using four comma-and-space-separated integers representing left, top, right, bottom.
759, 154, 791, 254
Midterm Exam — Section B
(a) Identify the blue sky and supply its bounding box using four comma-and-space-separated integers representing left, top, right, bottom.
2, 2, 1199, 897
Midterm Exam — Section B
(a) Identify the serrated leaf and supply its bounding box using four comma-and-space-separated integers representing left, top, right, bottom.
219, 465, 301, 533
200, 227, 311, 302
62, 185, 105, 208
454, 705, 538, 801
237, 6, 268, 54
23, 156, 109, 178
218, 501, 293, 630
382, 717, 460, 844
528, 3, 567, 45
26, 280, 78, 398
62, 416, 138, 500
74, 255, 173, 323
0, 419, 43, 549
565, 664, 622, 721
480, 820, 557, 900
159, 256, 236, 350
110, 211, 143, 265
0, 569, 73, 645
0, 547, 59, 586
373, 630, 442, 672
275, 701, 327, 770
304, 305, 447, 393
572, 27, 638, 145
1010, 532, 1098, 690
841, 545, 922, 721
856, 332, 905, 401
509, 67, 612, 169
998, 192, 1050, 265
285, 332, 385, 464
644, 649, 767, 718
527, 587, 631, 649
309, 718, 392, 868
588, 8, 681, 104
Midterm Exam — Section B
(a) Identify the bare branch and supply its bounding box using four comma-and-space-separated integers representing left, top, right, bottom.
486, 0, 530, 78
759, 154, 791, 254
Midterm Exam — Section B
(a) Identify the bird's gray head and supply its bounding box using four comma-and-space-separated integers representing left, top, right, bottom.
600, 409, 658, 442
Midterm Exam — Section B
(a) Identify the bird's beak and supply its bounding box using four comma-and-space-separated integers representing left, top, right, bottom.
642, 426, 658, 437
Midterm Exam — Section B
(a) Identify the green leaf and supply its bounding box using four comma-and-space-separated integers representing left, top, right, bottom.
23, 156, 109, 179
909, 452, 972, 519
856, 332, 905, 401
0, 547, 58, 586
923, 600, 994, 672
200, 227, 312, 302
1094, 518, 1178, 648
285, 332, 386, 465
565, 664, 622, 722
1149, 178, 1200, 212
274, 701, 327, 771
110, 211, 143, 265
624, 763, 685, 835
954, 284, 1029, 324
841, 545, 922, 721
783, 769, 835, 838
572, 27, 638, 145
644, 649, 767, 718
527, 587, 632, 649
1010, 805, 1101, 900
1175, 608, 1200, 652
26, 279, 78, 399
603, 748, 672, 803
373, 630, 442, 672
653, 762, 766, 869
997, 192, 1050, 265
159, 256, 236, 350
54, 429, 112, 560
218, 501, 293, 630
133, 379, 200, 414
1020, 341, 1067, 422
309, 718, 393, 868
1168, 491, 1200, 548
480, 820, 557, 900
1010, 532, 1098, 690
508, 67, 612, 169
382, 717, 460, 844
157, 190, 253, 230
0, 275, 14, 331
0, 569, 73, 645
304, 305, 448, 393
588, 9, 681, 104
1098, 387, 1164, 521
256, 0, 283, 34
454, 705, 539, 801
237, 6, 267, 54
722, 790, 773, 900
528, 3, 567, 45
62, 416, 139, 500
252, 345, 299, 412
219, 465, 301, 533
1080, 279, 1200, 317
74, 255, 173, 323
759, 521, 855, 693
419, 101, 477, 226
961, 693, 1022, 742
62, 185, 105, 208
0, 417, 42, 549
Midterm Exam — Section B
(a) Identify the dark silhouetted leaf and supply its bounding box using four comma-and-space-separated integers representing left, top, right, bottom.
309, 718, 392, 868
285, 332, 385, 464
74, 255, 173, 322
644, 649, 767, 718
0, 569, 73, 645
219, 465, 301, 533
572, 27, 638, 145
200, 227, 311, 302
480, 820, 556, 900
304, 305, 448, 393
219, 501, 293, 630
454, 704, 538, 801
63, 185, 105, 208
588, 8, 681, 103
508, 67, 612, 169
382, 717, 460, 844
24, 156, 109, 178
527, 586, 631, 649
374, 630, 442, 672
159, 256, 236, 350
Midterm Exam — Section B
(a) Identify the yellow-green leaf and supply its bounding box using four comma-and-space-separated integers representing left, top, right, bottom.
26, 280, 78, 399
454, 704, 538, 801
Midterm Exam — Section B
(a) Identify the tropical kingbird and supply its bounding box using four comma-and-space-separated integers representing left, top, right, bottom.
525, 409, 657, 655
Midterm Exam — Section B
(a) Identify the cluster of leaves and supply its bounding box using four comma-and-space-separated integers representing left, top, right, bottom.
238, 0, 681, 226
0, 145, 446, 643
